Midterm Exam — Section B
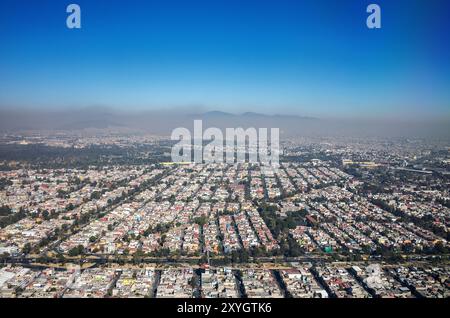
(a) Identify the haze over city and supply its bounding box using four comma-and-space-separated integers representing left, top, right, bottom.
1, 0, 449, 120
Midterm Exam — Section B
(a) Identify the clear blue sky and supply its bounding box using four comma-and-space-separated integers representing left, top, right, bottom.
0, 0, 449, 118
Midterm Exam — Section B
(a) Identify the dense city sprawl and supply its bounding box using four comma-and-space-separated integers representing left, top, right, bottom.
0, 133, 449, 298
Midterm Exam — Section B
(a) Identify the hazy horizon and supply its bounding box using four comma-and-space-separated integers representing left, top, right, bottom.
1, 106, 449, 139
1, 0, 450, 120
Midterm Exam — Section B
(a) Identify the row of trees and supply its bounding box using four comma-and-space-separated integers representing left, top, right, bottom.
0, 205, 12, 216
0, 207, 27, 228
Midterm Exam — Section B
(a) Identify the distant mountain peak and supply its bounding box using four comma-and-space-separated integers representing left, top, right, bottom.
241, 111, 265, 117
199, 110, 316, 120
202, 111, 235, 117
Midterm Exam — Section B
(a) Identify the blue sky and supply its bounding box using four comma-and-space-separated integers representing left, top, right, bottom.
0, 0, 449, 118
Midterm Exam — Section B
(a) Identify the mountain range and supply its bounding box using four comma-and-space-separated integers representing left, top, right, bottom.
0, 107, 449, 138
